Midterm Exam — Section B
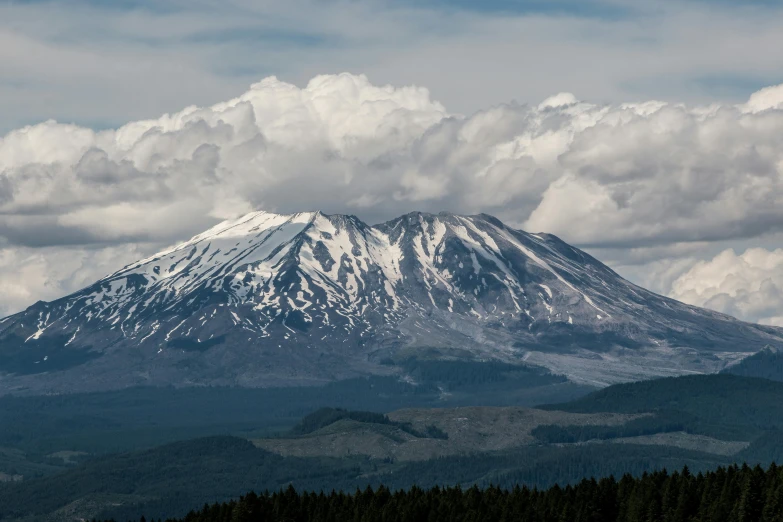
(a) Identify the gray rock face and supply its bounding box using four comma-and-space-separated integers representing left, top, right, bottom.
1, 210, 782, 393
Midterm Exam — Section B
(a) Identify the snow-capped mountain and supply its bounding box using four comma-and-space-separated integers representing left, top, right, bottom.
1, 210, 782, 393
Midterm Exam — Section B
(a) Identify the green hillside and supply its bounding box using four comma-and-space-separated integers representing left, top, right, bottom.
723, 347, 783, 382
541, 374, 783, 440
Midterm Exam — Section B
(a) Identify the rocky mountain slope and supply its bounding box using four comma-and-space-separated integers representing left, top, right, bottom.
1, 210, 781, 394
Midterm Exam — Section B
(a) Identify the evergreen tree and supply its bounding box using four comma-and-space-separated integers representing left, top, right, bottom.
111, 462, 783, 522
738, 465, 765, 522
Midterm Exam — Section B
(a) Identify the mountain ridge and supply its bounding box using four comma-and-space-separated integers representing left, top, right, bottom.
1, 209, 781, 394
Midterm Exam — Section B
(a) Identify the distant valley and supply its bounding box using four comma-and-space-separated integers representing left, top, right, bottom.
2, 373, 783, 521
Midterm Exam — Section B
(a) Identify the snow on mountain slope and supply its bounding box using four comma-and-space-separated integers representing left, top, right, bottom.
1, 210, 782, 394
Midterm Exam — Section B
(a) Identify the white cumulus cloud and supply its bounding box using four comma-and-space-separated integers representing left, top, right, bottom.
0, 245, 146, 318
669, 248, 783, 327
2, 72, 783, 322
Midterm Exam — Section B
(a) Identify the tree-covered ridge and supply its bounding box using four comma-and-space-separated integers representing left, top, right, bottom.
723, 347, 783, 382
531, 410, 694, 444
102, 463, 783, 522
288, 408, 447, 440
288, 408, 393, 436
541, 374, 783, 440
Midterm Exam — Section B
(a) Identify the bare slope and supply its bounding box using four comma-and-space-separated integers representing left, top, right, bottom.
253, 405, 748, 462
2, 210, 782, 394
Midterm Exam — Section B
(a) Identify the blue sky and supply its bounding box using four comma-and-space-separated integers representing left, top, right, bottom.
1, 0, 783, 132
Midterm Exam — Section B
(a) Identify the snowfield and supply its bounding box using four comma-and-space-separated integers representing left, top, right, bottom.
1, 210, 781, 393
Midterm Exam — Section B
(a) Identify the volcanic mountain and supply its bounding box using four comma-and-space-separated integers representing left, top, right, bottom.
1, 210, 781, 394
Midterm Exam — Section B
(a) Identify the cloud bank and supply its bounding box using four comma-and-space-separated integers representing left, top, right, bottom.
2, 73, 783, 323
5, 0, 783, 135
670, 248, 783, 327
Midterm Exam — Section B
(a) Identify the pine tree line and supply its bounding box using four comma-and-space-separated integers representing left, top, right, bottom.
103, 462, 783, 522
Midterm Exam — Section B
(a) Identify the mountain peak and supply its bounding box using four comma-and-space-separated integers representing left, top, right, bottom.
1, 209, 781, 394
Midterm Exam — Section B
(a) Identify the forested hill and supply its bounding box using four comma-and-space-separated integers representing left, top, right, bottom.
536, 374, 783, 444
111, 463, 783, 522
722, 348, 783, 382
541, 374, 783, 426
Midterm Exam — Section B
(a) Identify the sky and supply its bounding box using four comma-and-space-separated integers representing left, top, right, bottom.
1, 0, 783, 326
